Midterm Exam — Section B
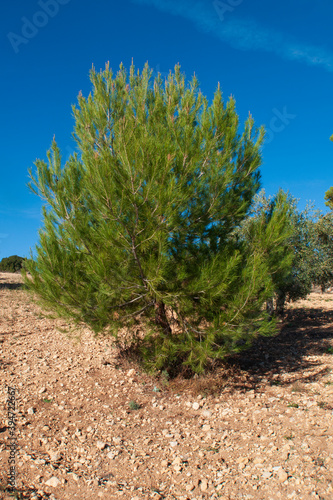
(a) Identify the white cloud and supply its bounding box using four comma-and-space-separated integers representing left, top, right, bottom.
132, 0, 333, 72
0, 207, 42, 219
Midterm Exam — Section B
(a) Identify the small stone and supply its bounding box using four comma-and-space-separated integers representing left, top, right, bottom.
186, 483, 195, 491
253, 457, 263, 465
27, 407, 35, 415
39, 387, 47, 394
202, 409, 212, 418
42, 425, 50, 431
200, 479, 208, 491
96, 441, 107, 450
45, 476, 60, 487
161, 460, 169, 467
170, 441, 178, 447
192, 402, 200, 410
127, 369, 136, 377
202, 424, 211, 432
262, 471, 272, 479
106, 451, 116, 459
48, 452, 61, 462
277, 469, 288, 482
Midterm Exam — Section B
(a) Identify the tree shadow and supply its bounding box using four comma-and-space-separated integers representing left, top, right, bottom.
165, 307, 333, 396
0, 283, 24, 290
221, 307, 333, 392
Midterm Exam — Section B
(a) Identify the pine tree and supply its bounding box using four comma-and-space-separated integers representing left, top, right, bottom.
233, 189, 294, 316
23, 62, 292, 374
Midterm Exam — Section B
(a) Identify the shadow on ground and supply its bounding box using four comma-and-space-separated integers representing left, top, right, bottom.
221, 308, 333, 391
165, 307, 333, 396
0, 283, 24, 290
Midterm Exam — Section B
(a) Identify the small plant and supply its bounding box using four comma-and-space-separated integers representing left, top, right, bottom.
153, 386, 161, 392
284, 433, 294, 440
129, 400, 141, 410
43, 398, 53, 403
314, 457, 325, 467
317, 401, 329, 409
325, 380, 333, 386
206, 445, 220, 453
326, 346, 333, 354
161, 370, 170, 381
160, 370, 170, 386
287, 402, 299, 408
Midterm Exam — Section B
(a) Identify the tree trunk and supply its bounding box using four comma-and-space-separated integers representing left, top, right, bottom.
275, 290, 286, 316
266, 298, 274, 320
155, 300, 172, 335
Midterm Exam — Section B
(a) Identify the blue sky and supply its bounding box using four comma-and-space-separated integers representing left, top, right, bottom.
1, 0, 332, 259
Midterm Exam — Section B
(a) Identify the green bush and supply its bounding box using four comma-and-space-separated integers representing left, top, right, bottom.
238, 190, 333, 314
0, 255, 25, 273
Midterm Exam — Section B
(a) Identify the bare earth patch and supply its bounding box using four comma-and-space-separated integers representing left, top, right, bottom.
1, 272, 333, 499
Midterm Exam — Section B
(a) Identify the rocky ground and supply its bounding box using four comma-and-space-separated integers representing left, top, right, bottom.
1, 271, 333, 500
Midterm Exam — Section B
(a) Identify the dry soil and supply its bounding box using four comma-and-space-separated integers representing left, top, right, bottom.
1, 272, 333, 500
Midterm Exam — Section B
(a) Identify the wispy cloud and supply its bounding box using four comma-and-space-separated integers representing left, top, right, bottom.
132, 0, 333, 73
0, 207, 42, 219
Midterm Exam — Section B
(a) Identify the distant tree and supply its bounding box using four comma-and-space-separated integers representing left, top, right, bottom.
240, 190, 333, 314
324, 133, 333, 208
313, 211, 333, 291
0, 255, 25, 273
232, 189, 294, 315
324, 186, 333, 210
23, 62, 293, 374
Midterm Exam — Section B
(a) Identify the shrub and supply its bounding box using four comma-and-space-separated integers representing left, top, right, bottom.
0, 255, 25, 273
23, 62, 293, 374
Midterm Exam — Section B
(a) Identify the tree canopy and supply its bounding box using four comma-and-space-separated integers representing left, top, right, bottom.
23, 62, 293, 374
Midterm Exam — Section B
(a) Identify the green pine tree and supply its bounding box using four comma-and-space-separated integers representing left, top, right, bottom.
23, 62, 292, 374
233, 189, 294, 315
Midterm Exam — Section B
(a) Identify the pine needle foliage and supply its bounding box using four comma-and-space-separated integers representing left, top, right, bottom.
241, 190, 333, 313
23, 62, 292, 374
